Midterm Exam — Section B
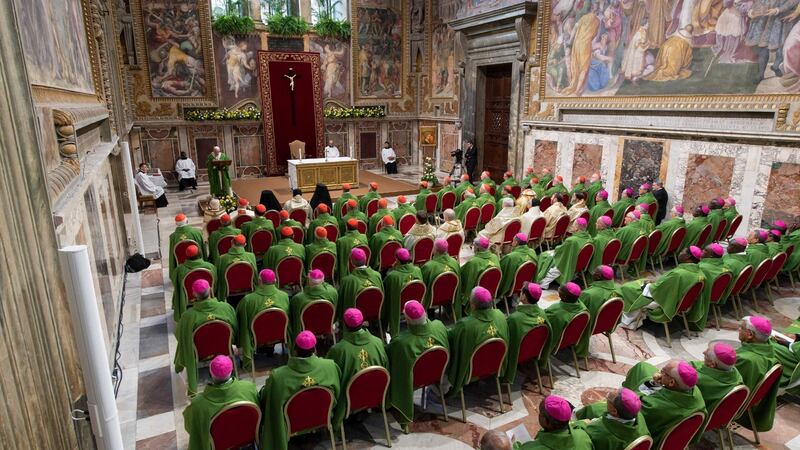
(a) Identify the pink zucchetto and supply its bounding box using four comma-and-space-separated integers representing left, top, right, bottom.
515, 233, 528, 243
343, 308, 364, 328
192, 279, 210, 295
758, 230, 769, 241
599, 216, 613, 227
674, 204, 685, 215
309, 269, 325, 282
689, 245, 703, 260
675, 361, 698, 388
707, 243, 724, 257
727, 196, 736, 206
434, 238, 449, 253
564, 281, 582, 297
543, 395, 572, 422
396, 248, 411, 262
403, 300, 425, 320
260, 269, 276, 284
771, 229, 782, 238
744, 315, 772, 338
624, 187, 634, 197
351, 248, 367, 265
630, 210, 641, 219
471, 286, 493, 304
638, 203, 649, 211
209, 355, 233, 380
599, 265, 614, 280
711, 343, 737, 369
575, 218, 588, 229
701, 204, 710, 215
476, 236, 490, 250
619, 388, 641, 416
598, 190, 609, 200
732, 237, 747, 247
295, 331, 317, 350
526, 282, 542, 299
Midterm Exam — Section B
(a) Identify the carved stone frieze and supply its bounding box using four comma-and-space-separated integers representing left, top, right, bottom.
48, 110, 81, 201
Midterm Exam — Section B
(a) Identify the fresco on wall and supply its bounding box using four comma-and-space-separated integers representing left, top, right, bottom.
762, 162, 800, 226
544, 0, 800, 97
310, 37, 351, 104
16, 0, 94, 93
683, 154, 734, 210
355, 0, 403, 98
616, 139, 668, 200
142, 0, 208, 98
572, 143, 603, 179
432, 20, 456, 98
213, 33, 260, 108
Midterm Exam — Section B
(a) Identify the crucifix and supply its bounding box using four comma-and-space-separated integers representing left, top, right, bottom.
283, 67, 301, 126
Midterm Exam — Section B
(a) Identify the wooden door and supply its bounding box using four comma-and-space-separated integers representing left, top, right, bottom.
481, 65, 511, 180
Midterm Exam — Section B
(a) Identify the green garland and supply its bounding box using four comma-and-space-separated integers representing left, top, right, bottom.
324, 105, 386, 119
185, 106, 261, 121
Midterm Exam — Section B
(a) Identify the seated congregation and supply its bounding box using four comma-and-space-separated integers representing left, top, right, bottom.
168, 170, 800, 450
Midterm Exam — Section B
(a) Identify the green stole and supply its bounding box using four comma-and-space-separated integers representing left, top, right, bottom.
574, 402, 649, 450
499, 245, 539, 297
333, 192, 357, 219
735, 341, 779, 431
590, 229, 616, 271
169, 225, 206, 276
171, 258, 216, 322
459, 250, 500, 310
536, 231, 592, 285
339, 266, 383, 320
446, 308, 509, 395
544, 301, 589, 357
306, 214, 338, 243
236, 284, 289, 370
501, 304, 550, 384
368, 228, 403, 269
653, 217, 684, 256
183, 378, 259, 450
215, 247, 258, 302
587, 200, 611, 235
421, 255, 461, 311
206, 152, 231, 197
290, 282, 338, 335
611, 197, 634, 227
241, 217, 276, 249
209, 225, 242, 263
383, 263, 424, 336
335, 230, 368, 281
519, 423, 594, 449
358, 191, 381, 212
264, 238, 305, 274
575, 280, 620, 358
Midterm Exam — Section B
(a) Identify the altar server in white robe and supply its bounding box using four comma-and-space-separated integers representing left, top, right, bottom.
135, 163, 168, 207
324, 139, 340, 158
283, 188, 313, 225
175, 152, 197, 191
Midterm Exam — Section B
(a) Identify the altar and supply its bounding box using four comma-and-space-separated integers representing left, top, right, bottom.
287, 157, 359, 191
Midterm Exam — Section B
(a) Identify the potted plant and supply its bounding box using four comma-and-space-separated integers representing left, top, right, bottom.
212, 0, 255, 35
265, 0, 310, 37
313, 0, 350, 41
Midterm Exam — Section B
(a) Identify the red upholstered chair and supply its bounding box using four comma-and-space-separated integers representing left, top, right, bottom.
206, 218, 222, 235
174, 240, 199, 266
696, 224, 713, 247
621, 205, 635, 223
250, 229, 273, 260
574, 243, 595, 286
340, 367, 392, 449
527, 217, 546, 248
300, 300, 336, 343
737, 364, 782, 445
193, 320, 236, 383
603, 209, 614, 220
764, 252, 788, 302
366, 199, 379, 218
378, 240, 402, 271
356, 220, 368, 235
440, 191, 457, 212
399, 214, 416, 235
463, 207, 481, 236
497, 220, 522, 253
602, 239, 622, 267
726, 215, 743, 238
510, 185, 522, 199
275, 256, 304, 289
547, 312, 590, 382
459, 338, 507, 422
539, 196, 552, 212
183, 268, 214, 306
289, 209, 307, 225
663, 281, 704, 348
446, 234, 464, 258
399, 280, 426, 311
708, 272, 734, 330
265, 210, 281, 228
713, 219, 728, 242
548, 215, 570, 249
502, 261, 537, 302
698, 385, 749, 449
425, 194, 438, 215
728, 265, 753, 320
744, 259, 772, 312
587, 298, 624, 367
578, 211, 590, 223
545, 180, 554, 190
410, 347, 450, 426
624, 436, 652, 450
656, 412, 705, 450
348, 245, 372, 272
355, 287, 385, 341
480, 203, 496, 227
224, 262, 255, 299
430, 271, 459, 320
665, 227, 688, 268
235, 214, 253, 229
217, 235, 235, 259
646, 229, 663, 271
616, 235, 648, 281
284, 387, 336, 449
290, 226, 305, 244
323, 223, 339, 242
209, 401, 261, 450
507, 324, 549, 396
477, 267, 502, 303
250, 308, 288, 378
647, 203, 657, 217
412, 237, 434, 264
309, 252, 336, 284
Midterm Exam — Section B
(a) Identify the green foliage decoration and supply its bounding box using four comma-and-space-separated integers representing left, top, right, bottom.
185, 106, 262, 121
324, 106, 386, 119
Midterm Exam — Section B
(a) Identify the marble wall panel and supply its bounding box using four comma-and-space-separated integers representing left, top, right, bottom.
762, 162, 800, 226
532, 139, 557, 173
235, 136, 263, 168
143, 139, 177, 172
682, 154, 735, 211
572, 143, 603, 181
439, 122, 459, 173
615, 139, 668, 200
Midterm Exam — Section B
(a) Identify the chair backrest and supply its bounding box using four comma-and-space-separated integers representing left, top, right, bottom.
666, 227, 687, 255
623, 435, 652, 450
509, 261, 537, 297
712, 218, 728, 242
265, 210, 281, 228
603, 209, 614, 219
764, 252, 788, 282
345, 366, 390, 416
291, 226, 305, 244
356, 220, 368, 235
206, 219, 222, 235
217, 235, 235, 258
656, 412, 705, 450
251, 308, 288, 347
235, 214, 253, 229
555, 311, 590, 352
743, 364, 783, 411
552, 215, 571, 240
354, 287, 384, 321
578, 211, 590, 223
174, 240, 199, 266
366, 199, 379, 218
209, 401, 261, 450
510, 185, 522, 199
276, 256, 304, 288
446, 234, 464, 258
348, 245, 372, 272
517, 324, 549, 364
676, 281, 704, 315
309, 251, 336, 283
289, 140, 306, 159
469, 338, 507, 381
225, 261, 255, 297
425, 194, 438, 214
647, 229, 663, 256
400, 280, 427, 310
193, 320, 233, 362
480, 203, 496, 224
464, 207, 481, 231
602, 239, 622, 266
502, 220, 522, 244
728, 264, 753, 297
378, 240, 402, 271
621, 205, 635, 222
477, 267, 502, 300
399, 214, 416, 235
747, 258, 772, 290
441, 191, 457, 211
726, 215, 743, 238
412, 237, 434, 264
183, 268, 214, 304
625, 235, 648, 264
412, 346, 450, 389
430, 271, 459, 307
300, 300, 335, 337
574, 243, 595, 273
696, 224, 713, 247
539, 196, 552, 211
709, 272, 733, 304
703, 385, 750, 433
647, 203, 657, 217
591, 297, 624, 335
289, 209, 307, 225
284, 387, 334, 437
528, 217, 547, 243
250, 229, 273, 257
323, 223, 339, 242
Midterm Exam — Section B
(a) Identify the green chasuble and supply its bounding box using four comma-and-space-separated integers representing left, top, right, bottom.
183, 378, 259, 450
682, 216, 709, 251
723, 252, 751, 286
206, 152, 231, 197
783, 230, 800, 272
610, 197, 634, 227
766, 241, 782, 257
455, 196, 479, 223
586, 181, 604, 209
544, 183, 569, 197
392, 203, 417, 222
536, 231, 593, 285
174, 298, 237, 395
615, 222, 646, 264
721, 207, 739, 237
339, 209, 368, 234
590, 229, 617, 271
383, 263, 424, 336
264, 238, 305, 272
333, 192, 358, 219
208, 225, 242, 263
707, 209, 724, 244
653, 217, 685, 257
339, 266, 383, 320
437, 185, 456, 209
519, 423, 594, 450
387, 319, 449, 424
544, 301, 589, 357
447, 308, 509, 395
259, 356, 341, 450
622, 362, 706, 447
169, 225, 206, 277
690, 361, 743, 414
499, 245, 539, 298
306, 238, 336, 270
326, 328, 388, 425
771, 340, 800, 395
367, 208, 392, 237
290, 282, 338, 335
358, 191, 381, 213
476, 192, 497, 211
575, 280, 620, 358
691, 258, 728, 330
574, 402, 649, 450
306, 213, 338, 243
171, 258, 217, 321
746, 243, 770, 270
637, 192, 656, 211
499, 177, 519, 195
414, 189, 434, 212
215, 247, 258, 302
569, 183, 587, 199
480, 178, 497, 193
501, 304, 550, 384
369, 227, 404, 269
421, 254, 461, 311
241, 217, 276, 250
276, 218, 302, 240
638, 213, 655, 236
538, 174, 554, 190
336, 230, 369, 280
236, 284, 289, 371
459, 250, 500, 311
735, 342, 779, 431
587, 200, 611, 235
626, 263, 704, 324
454, 181, 474, 202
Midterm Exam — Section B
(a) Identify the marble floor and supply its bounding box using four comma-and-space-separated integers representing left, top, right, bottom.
118, 169, 800, 449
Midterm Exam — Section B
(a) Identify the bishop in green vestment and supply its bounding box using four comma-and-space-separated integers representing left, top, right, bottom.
721, 197, 739, 237
635, 204, 655, 235
206, 147, 231, 197
358, 182, 381, 212
455, 190, 479, 224
459, 236, 500, 312
306, 204, 338, 243
236, 269, 289, 371
275, 210, 302, 241
587, 190, 611, 236
392, 195, 417, 223
783, 226, 800, 273
437, 176, 456, 210
536, 218, 592, 287
171, 244, 216, 321
336, 220, 369, 280
215, 235, 258, 302
575, 266, 620, 358
695, 244, 729, 328
306, 227, 337, 275
585, 174, 604, 209
520, 395, 593, 449
544, 283, 589, 357
414, 181, 434, 212
590, 217, 616, 271
174, 280, 237, 395
264, 227, 305, 273
208, 214, 241, 263
771, 334, 800, 395
241, 205, 276, 254
501, 282, 550, 384
544, 177, 569, 197
735, 316, 780, 432
369, 216, 404, 270
636, 184, 656, 211
692, 342, 743, 414
454, 175, 474, 203
383, 248, 424, 336
614, 213, 646, 271
745, 230, 771, 270
169, 214, 206, 277
499, 234, 539, 298
574, 388, 650, 450
333, 183, 358, 219
184, 356, 258, 450
290, 269, 338, 334
259, 332, 341, 450
367, 198, 392, 237
682, 206, 710, 251
339, 248, 383, 320
339, 200, 368, 234
611, 188, 635, 227
421, 239, 461, 311
707, 199, 725, 241
652, 206, 685, 257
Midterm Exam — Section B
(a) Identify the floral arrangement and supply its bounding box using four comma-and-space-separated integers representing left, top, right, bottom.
218, 194, 239, 212
324, 105, 386, 119
185, 107, 261, 122
421, 157, 439, 186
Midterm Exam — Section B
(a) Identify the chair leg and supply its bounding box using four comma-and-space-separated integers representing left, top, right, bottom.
534, 362, 543, 393
581, 272, 588, 287
338, 423, 345, 450
607, 333, 617, 363
439, 383, 448, 421
712, 304, 720, 330
332, 330, 337, 344
790, 271, 796, 289
681, 314, 692, 339
495, 377, 505, 413
767, 283, 775, 304
382, 404, 392, 447
547, 360, 555, 388
659, 255, 664, 272
584, 356, 590, 371
664, 322, 672, 348
634, 265, 641, 278
749, 410, 760, 444
619, 267, 626, 282
379, 320, 387, 344
460, 388, 467, 423
751, 290, 760, 312
504, 297, 511, 316
505, 383, 513, 407
727, 428, 735, 449
717, 428, 726, 450
571, 347, 581, 378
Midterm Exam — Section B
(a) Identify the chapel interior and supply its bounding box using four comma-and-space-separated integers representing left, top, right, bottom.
4, 0, 800, 449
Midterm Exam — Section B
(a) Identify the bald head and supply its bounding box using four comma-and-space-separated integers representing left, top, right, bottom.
479, 430, 512, 450
443, 208, 456, 221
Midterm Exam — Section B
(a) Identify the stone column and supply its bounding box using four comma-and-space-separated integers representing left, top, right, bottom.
250, 0, 263, 23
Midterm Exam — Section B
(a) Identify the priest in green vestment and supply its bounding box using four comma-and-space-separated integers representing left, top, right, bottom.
447, 287, 509, 395
771, 333, 800, 395
236, 269, 289, 371
241, 205, 276, 254
208, 214, 241, 263
169, 214, 206, 277
421, 239, 461, 311
392, 195, 417, 223
455, 189, 479, 223
745, 230, 771, 269
575, 266, 620, 358
574, 388, 649, 450
520, 395, 593, 449
388, 301, 449, 426
206, 146, 231, 197
587, 190, 611, 236
369, 216, 403, 270
437, 176, 456, 210
569, 175, 588, 199
499, 233, 539, 299
536, 217, 592, 287
259, 332, 341, 450
544, 283, 589, 357
735, 316, 780, 432
183, 356, 258, 450
275, 210, 303, 241
326, 308, 388, 426
339, 248, 383, 320
538, 168, 554, 190
622, 359, 706, 447
614, 211, 647, 273
521, 167, 536, 188
215, 234, 258, 302
692, 342, 743, 414
611, 188, 635, 227
414, 180, 434, 212
306, 227, 337, 275
459, 236, 500, 313
339, 199, 368, 234
720, 196, 739, 237
544, 176, 569, 197
590, 216, 617, 271
635, 204, 655, 235
682, 205, 710, 251
652, 205, 685, 257
333, 183, 358, 219
383, 248, 424, 336
766, 229, 783, 257
454, 174, 474, 203
367, 198, 392, 237
636, 183, 656, 212
336, 219, 369, 280
585, 173, 604, 209
695, 243, 729, 328
174, 280, 238, 395
707, 198, 725, 244
264, 227, 305, 273
358, 181, 381, 212
171, 244, 216, 321
501, 282, 550, 384
306, 204, 338, 243
290, 269, 338, 334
